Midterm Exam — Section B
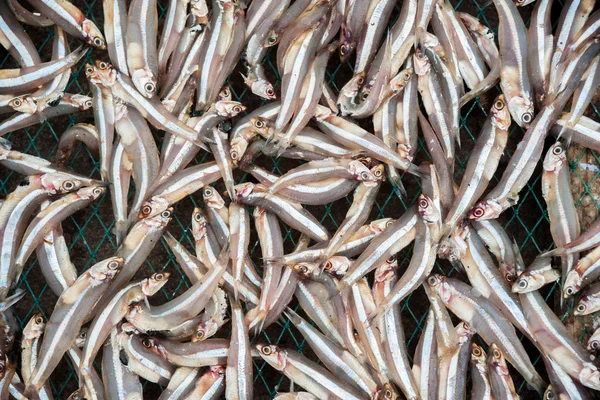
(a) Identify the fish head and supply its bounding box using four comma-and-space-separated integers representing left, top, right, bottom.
579, 364, 600, 390
370, 164, 385, 182
230, 134, 251, 165
412, 49, 431, 76
143, 272, 170, 296
487, 344, 510, 375
264, 29, 281, 48
543, 142, 567, 172
249, 79, 277, 100
491, 95, 511, 130
8, 96, 37, 114
512, 274, 542, 293
131, 68, 158, 98
340, 73, 365, 100
82, 19, 106, 49
214, 101, 246, 118
323, 256, 352, 278
71, 95, 93, 110
468, 199, 502, 220
139, 197, 170, 219
418, 194, 441, 224
93, 60, 117, 87
191, 207, 209, 238
23, 314, 45, 340
588, 334, 600, 351
41, 173, 85, 194
374, 255, 398, 283
390, 68, 413, 96
543, 385, 557, 400
256, 344, 287, 370
77, 185, 106, 202
233, 182, 255, 201
203, 186, 226, 209
370, 218, 394, 233
249, 117, 272, 138
563, 270, 582, 298
427, 274, 453, 303
508, 95, 534, 128
90, 256, 124, 282
470, 344, 487, 367
218, 86, 232, 101
339, 26, 355, 62
292, 262, 321, 279
75, 327, 88, 348
348, 160, 376, 182
140, 336, 167, 359
574, 297, 593, 316
374, 383, 399, 400
192, 320, 220, 342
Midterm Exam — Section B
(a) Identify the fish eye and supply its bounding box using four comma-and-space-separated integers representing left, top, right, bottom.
231, 150, 239, 160
142, 205, 152, 216
85, 66, 94, 75
13, 99, 21, 107
194, 212, 202, 222
261, 345, 273, 355
463, 322, 470, 330
566, 287, 575, 296
493, 349, 501, 358
254, 119, 264, 129
203, 187, 213, 197
386, 220, 393, 227
427, 276, 439, 286
99, 62, 107, 70
161, 210, 172, 219
419, 198, 429, 208
472, 207, 485, 218
494, 100, 504, 110
323, 261, 332, 270
374, 168, 383, 177
592, 341, 600, 350
577, 304, 586, 313
108, 260, 120, 269
35, 316, 43, 324
361, 92, 369, 100
357, 76, 364, 85
267, 35, 277, 45
266, 88, 275, 97
522, 112, 533, 124
553, 145, 563, 155
145, 83, 156, 93
93, 37, 103, 47
518, 279, 528, 288
387, 255, 396, 263
340, 45, 348, 55
546, 391, 555, 399
142, 338, 152, 348
472, 347, 482, 357
233, 106, 242, 113
222, 88, 230, 97
384, 389, 393, 399
195, 330, 205, 339
63, 180, 75, 190
505, 273, 515, 282
93, 187, 103, 196
360, 171, 370, 180
85, 100, 93, 108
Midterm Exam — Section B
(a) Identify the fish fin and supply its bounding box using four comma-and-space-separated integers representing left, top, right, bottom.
556, 122, 568, 141
0, 289, 24, 312
389, 175, 407, 198
366, 305, 387, 327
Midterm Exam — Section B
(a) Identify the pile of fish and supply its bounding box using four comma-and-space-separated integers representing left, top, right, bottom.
2, 0, 600, 397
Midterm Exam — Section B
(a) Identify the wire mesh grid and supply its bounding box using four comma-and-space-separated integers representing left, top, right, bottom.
1, 0, 600, 398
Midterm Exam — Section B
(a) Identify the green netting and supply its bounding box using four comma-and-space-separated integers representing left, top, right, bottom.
1, 0, 599, 398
